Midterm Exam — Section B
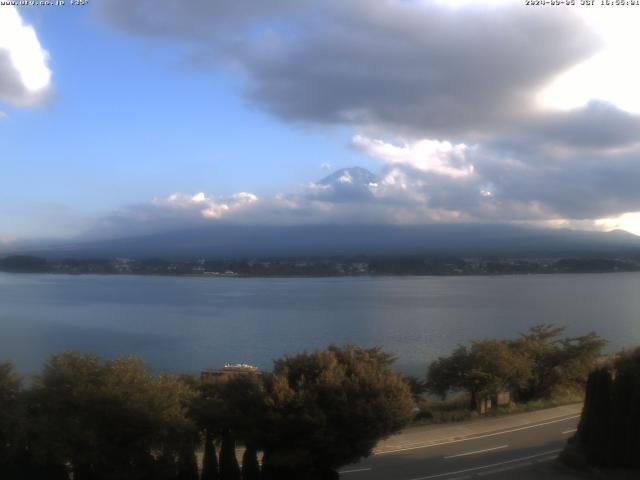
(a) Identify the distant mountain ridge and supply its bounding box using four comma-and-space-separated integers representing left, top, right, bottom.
9, 223, 640, 260
4, 166, 640, 261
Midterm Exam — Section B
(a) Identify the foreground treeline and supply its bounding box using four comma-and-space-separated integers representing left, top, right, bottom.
0, 346, 414, 480
566, 347, 640, 469
423, 325, 607, 410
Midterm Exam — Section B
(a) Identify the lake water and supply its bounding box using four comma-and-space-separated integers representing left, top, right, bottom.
1, 272, 639, 376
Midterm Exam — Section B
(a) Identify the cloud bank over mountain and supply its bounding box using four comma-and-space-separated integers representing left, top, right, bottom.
82, 158, 637, 241
84, 1, 640, 237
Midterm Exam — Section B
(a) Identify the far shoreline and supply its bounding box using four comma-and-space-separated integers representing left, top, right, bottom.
2, 269, 640, 279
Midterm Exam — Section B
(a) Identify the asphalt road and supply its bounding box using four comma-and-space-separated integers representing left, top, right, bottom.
339, 412, 581, 480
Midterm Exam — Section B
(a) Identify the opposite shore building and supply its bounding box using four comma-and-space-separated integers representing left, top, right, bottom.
200, 363, 262, 383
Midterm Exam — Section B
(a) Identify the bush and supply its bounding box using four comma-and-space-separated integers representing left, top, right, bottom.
259, 345, 415, 477
29, 352, 198, 479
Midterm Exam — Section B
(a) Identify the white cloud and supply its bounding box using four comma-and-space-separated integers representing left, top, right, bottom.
99, 0, 599, 140
595, 212, 640, 236
81, 1, 640, 238
84, 151, 640, 238
0, 6, 52, 106
352, 135, 474, 178
538, 6, 640, 114
156, 191, 259, 219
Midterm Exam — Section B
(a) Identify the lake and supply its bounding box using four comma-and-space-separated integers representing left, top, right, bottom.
1, 272, 639, 376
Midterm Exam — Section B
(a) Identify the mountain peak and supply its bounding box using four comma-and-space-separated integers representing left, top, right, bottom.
318, 167, 379, 187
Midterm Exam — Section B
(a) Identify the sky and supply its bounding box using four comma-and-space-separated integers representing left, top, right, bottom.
2, 0, 640, 242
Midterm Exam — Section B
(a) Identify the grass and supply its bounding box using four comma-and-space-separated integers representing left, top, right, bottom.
412, 389, 584, 426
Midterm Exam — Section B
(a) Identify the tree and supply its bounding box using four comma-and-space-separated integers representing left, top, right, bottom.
188, 380, 223, 480
219, 428, 241, 480
201, 429, 219, 480
426, 345, 470, 399
241, 445, 261, 480
556, 332, 607, 388
30, 352, 197, 479
217, 375, 266, 480
0, 362, 20, 448
404, 375, 428, 401
0, 362, 25, 476
576, 367, 614, 466
427, 340, 531, 410
509, 324, 565, 400
0, 255, 49, 272
428, 325, 607, 407
570, 347, 640, 469
191, 374, 265, 480
176, 446, 199, 480
512, 325, 606, 400
259, 345, 414, 478
218, 374, 267, 447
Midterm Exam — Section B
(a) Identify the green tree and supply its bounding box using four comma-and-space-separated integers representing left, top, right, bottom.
241, 445, 261, 480
569, 347, 640, 469
0, 255, 49, 272
30, 352, 197, 480
512, 325, 606, 400
219, 428, 241, 480
219, 374, 267, 445
176, 446, 199, 480
404, 375, 428, 401
427, 340, 531, 410
188, 380, 223, 479
217, 375, 266, 479
0, 362, 24, 475
429, 326, 607, 407
201, 429, 220, 480
511, 324, 565, 400
576, 367, 614, 466
191, 374, 265, 480
556, 332, 607, 388
426, 345, 469, 399
608, 347, 640, 468
260, 345, 414, 478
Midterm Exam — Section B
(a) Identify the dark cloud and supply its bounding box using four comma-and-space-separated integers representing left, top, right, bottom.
242, 1, 601, 141
93, 0, 640, 231
460, 144, 640, 221
97, 0, 300, 39
98, 0, 603, 140
536, 102, 640, 150
493, 101, 640, 155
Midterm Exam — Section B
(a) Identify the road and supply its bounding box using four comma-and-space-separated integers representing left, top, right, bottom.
339, 405, 583, 480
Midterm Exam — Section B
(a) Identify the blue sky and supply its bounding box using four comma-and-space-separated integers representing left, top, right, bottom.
3, 1, 640, 241
0, 4, 372, 238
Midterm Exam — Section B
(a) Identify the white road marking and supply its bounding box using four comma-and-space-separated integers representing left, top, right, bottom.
376, 415, 580, 455
562, 428, 577, 435
408, 449, 562, 480
444, 445, 508, 459
477, 461, 532, 476
533, 456, 558, 464
339, 467, 372, 474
